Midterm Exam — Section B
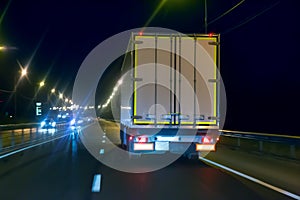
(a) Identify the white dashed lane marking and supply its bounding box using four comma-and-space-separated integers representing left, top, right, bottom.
99, 149, 105, 154
91, 174, 101, 192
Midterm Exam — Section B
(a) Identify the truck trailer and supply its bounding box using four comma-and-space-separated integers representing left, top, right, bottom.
120, 32, 221, 158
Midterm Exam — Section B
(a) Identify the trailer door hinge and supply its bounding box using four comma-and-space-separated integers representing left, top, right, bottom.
208, 79, 219, 83
132, 40, 143, 44
208, 41, 220, 46
132, 78, 143, 82
208, 116, 219, 121
132, 115, 143, 119
195, 115, 205, 120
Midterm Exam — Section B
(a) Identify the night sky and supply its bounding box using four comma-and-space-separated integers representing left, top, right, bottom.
0, 0, 300, 135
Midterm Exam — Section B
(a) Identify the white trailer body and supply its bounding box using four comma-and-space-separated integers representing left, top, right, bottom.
120, 33, 220, 157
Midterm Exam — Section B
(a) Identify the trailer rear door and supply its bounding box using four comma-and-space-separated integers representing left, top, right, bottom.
133, 34, 219, 126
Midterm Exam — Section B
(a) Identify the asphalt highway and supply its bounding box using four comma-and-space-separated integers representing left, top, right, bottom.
0, 121, 293, 200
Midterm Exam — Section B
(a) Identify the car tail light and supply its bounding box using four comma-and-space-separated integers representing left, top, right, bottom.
202, 136, 212, 144
137, 136, 148, 143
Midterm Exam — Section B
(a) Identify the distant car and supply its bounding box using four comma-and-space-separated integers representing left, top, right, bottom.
41, 118, 56, 129
57, 116, 77, 129
69, 118, 76, 128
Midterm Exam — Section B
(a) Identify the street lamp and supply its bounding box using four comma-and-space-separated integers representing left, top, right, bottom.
39, 81, 45, 88
35, 82, 59, 117
21, 69, 27, 78
14, 68, 28, 119
34, 81, 45, 101
0, 45, 17, 51
21, 68, 27, 77
0, 46, 7, 51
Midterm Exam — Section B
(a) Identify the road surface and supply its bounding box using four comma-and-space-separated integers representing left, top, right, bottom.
0, 121, 293, 200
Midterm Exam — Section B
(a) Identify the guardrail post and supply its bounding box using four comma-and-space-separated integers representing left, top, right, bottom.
30, 127, 32, 141
21, 128, 24, 144
11, 129, 15, 146
290, 144, 296, 159
0, 134, 2, 150
259, 141, 263, 152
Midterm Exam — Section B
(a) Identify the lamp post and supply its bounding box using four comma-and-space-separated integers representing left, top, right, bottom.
168, 0, 244, 33
204, 0, 207, 33
48, 88, 56, 106
14, 68, 27, 119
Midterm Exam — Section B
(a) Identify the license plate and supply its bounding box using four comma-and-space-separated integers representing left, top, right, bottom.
196, 144, 215, 151
155, 142, 169, 151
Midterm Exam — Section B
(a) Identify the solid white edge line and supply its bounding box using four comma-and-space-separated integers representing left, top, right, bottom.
199, 157, 300, 200
91, 174, 101, 192
0, 133, 69, 159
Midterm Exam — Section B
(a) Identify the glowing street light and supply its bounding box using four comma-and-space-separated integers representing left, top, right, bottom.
59, 93, 63, 99
21, 68, 27, 77
39, 81, 45, 87
17, 60, 28, 78
0, 46, 7, 51
51, 88, 56, 93
0, 45, 17, 51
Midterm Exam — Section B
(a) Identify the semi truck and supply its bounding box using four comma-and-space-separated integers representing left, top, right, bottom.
120, 32, 221, 158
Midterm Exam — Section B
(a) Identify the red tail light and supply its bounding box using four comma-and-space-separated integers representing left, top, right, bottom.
137, 136, 148, 143
202, 136, 212, 144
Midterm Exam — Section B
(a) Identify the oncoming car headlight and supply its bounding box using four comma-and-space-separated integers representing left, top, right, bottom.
70, 119, 76, 126
51, 122, 56, 127
41, 121, 46, 127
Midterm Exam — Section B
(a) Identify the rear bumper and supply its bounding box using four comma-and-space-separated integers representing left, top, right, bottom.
130, 141, 216, 153
121, 125, 219, 153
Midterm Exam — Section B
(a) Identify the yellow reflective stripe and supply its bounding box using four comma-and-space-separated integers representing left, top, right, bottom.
134, 121, 217, 125
133, 35, 218, 125
134, 36, 138, 123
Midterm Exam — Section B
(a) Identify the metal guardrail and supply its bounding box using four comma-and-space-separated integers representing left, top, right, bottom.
1, 122, 300, 160
0, 123, 70, 154
220, 130, 300, 160
0, 122, 39, 130
221, 130, 300, 142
